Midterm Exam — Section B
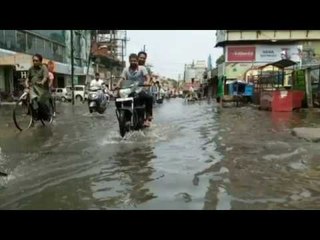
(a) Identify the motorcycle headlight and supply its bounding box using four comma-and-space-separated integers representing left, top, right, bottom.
90, 93, 98, 99
119, 88, 131, 98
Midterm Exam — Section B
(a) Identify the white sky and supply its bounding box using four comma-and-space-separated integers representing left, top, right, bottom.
126, 30, 222, 80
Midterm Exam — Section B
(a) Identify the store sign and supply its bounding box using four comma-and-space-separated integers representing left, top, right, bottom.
225, 63, 255, 79
227, 46, 256, 62
20, 71, 28, 79
256, 45, 302, 62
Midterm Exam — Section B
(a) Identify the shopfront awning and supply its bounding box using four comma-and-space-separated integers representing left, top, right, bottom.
258, 59, 297, 69
0, 50, 92, 76
0, 53, 32, 70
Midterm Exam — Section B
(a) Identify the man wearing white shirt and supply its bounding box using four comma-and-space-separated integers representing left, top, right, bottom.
90, 72, 105, 88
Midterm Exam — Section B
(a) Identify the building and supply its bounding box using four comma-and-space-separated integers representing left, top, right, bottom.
215, 30, 320, 82
0, 30, 93, 97
183, 60, 207, 83
91, 30, 127, 88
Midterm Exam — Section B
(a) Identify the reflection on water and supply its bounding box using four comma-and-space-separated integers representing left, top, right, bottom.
1, 101, 320, 209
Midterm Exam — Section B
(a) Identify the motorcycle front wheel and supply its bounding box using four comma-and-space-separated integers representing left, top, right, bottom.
116, 109, 128, 138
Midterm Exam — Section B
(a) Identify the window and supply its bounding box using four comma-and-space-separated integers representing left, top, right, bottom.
52, 43, 64, 61
26, 33, 37, 54
75, 58, 81, 66
75, 87, 83, 91
74, 33, 81, 58
58, 45, 64, 56
16, 31, 26, 52
44, 40, 53, 59
36, 38, 45, 56
31, 30, 65, 44
5, 30, 16, 50
0, 30, 4, 48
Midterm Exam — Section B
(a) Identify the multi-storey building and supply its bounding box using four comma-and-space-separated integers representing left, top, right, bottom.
215, 30, 320, 82
0, 30, 92, 96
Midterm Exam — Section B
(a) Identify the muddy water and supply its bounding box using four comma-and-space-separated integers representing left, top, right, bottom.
1, 100, 320, 209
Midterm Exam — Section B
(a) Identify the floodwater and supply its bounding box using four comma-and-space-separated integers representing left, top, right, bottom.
1, 99, 320, 209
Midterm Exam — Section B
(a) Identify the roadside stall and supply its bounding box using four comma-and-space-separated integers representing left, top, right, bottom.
225, 80, 254, 107
256, 59, 305, 112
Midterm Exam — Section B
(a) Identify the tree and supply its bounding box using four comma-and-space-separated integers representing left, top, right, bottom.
166, 78, 178, 88
216, 54, 225, 66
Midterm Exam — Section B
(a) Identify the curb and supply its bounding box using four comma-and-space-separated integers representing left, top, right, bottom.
0, 102, 16, 105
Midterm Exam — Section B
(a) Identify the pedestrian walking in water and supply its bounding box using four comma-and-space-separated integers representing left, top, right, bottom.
217, 76, 225, 107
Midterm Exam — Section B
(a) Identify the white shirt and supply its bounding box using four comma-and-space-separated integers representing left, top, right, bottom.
90, 79, 104, 88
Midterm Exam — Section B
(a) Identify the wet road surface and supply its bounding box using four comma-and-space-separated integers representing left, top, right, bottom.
1, 99, 320, 209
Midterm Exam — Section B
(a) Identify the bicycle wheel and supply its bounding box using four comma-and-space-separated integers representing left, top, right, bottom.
13, 99, 33, 131
40, 102, 54, 126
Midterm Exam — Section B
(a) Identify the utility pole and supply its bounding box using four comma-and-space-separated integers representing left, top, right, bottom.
121, 38, 124, 64
143, 45, 146, 52
71, 30, 75, 105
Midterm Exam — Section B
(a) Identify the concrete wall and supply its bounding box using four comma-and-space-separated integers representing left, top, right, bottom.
0, 67, 5, 91
216, 30, 320, 44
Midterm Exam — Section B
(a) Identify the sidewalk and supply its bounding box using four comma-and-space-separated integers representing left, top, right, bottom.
292, 127, 320, 142
0, 101, 16, 105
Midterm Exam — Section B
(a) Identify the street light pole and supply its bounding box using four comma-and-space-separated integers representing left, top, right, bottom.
71, 30, 75, 105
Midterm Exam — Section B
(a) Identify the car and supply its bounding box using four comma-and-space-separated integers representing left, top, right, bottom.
65, 85, 86, 102
52, 88, 68, 102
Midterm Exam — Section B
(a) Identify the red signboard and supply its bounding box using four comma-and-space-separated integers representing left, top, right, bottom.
227, 46, 256, 62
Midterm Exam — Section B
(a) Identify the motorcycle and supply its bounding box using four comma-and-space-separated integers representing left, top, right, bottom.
151, 86, 164, 104
185, 86, 198, 102
157, 88, 165, 104
115, 81, 149, 138
87, 86, 109, 114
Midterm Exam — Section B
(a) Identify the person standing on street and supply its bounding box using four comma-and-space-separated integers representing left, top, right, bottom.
217, 76, 225, 107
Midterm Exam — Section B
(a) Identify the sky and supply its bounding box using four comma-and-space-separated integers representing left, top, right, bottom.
126, 30, 223, 80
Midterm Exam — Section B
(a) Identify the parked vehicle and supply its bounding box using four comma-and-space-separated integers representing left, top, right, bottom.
65, 85, 86, 102
52, 88, 68, 102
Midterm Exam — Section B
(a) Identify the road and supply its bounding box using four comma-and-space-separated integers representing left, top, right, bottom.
1, 99, 320, 209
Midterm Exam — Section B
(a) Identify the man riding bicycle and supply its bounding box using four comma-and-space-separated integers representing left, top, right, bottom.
25, 54, 52, 120
116, 53, 151, 127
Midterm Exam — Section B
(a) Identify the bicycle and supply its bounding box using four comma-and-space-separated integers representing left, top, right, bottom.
13, 86, 54, 131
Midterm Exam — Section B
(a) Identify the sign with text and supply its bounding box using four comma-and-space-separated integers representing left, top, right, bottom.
227, 46, 256, 62
256, 45, 302, 62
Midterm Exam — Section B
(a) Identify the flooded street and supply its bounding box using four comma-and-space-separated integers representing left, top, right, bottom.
1, 99, 320, 209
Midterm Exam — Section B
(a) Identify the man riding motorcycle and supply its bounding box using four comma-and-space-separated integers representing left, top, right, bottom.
90, 72, 105, 88
154, 81, 165, 102
186, 78, 198, 100
115, 53, 151, 127
137, 51, 154, 122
